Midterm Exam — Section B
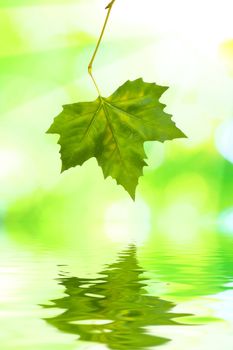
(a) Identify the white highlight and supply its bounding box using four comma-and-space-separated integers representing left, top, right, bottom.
104, 199, 151, 244
215, 119, 233, 163
70, 319, 113, 325
0, 149, 24, 179
218, 208, 233, 234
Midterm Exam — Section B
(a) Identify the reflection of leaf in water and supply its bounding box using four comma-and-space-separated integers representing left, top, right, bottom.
42, 245, 190, 349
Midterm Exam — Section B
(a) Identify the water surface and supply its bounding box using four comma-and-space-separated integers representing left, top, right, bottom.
1, 230, 233, 350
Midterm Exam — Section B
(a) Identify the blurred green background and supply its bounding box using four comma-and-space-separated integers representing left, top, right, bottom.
1, 0, 233, 246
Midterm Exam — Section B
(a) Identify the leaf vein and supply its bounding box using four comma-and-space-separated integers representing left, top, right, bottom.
102, 101, 125, 168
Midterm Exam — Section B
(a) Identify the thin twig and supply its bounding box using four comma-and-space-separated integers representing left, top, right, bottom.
88, 0, 116, 96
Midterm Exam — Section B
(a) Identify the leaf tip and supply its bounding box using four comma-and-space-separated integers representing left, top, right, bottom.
130, 193, 136, 201
46, 125, 53, 134
125, 185, 137, 201
61, 163, 68, 173
177, 128, 188, 139
105, 0, 114, 9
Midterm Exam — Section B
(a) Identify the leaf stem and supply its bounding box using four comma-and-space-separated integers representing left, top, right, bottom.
88, 0, 116, 96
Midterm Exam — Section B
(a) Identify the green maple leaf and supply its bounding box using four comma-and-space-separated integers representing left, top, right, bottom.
47, 78, 186, 199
